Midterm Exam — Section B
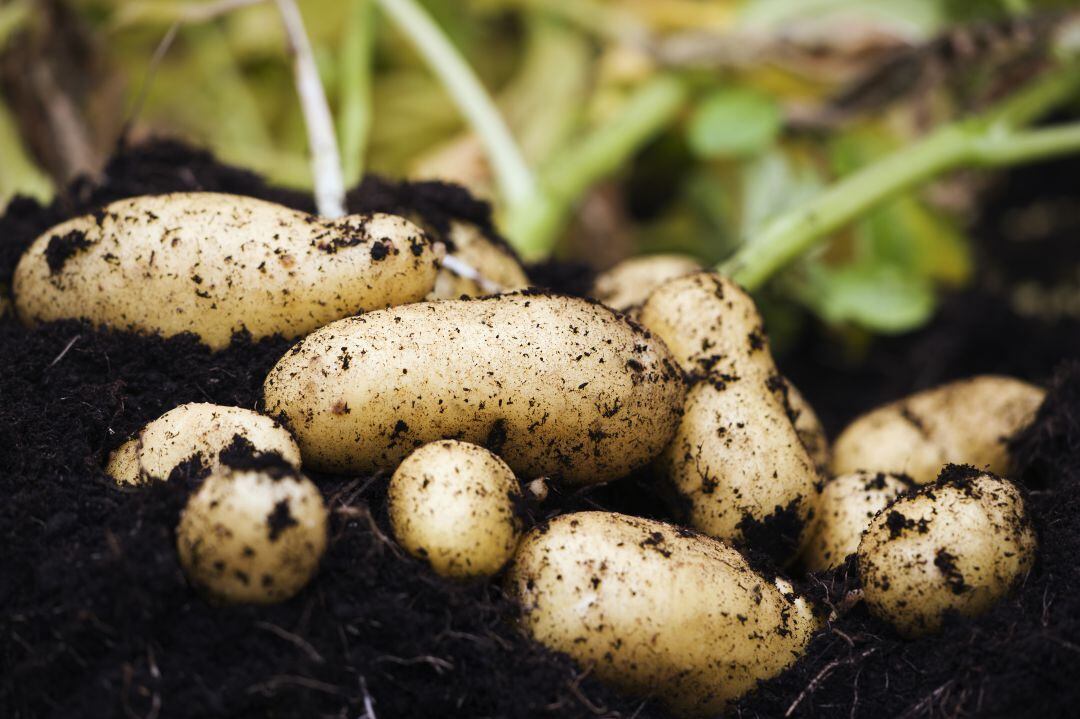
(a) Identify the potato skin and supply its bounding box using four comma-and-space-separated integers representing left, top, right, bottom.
771, 376, 830, 474
388, 440, 522, 578
13, 192, 440, 349
506, 512, 819, 716
857, 469, 1036, 637
106, 403, 301, 485
832, 376, 1045, 484
263, 292, 685, 485
592, 254, 703, 312
802, 471, 912, 572
429, 221, 529, 299
176, 464, 328, 604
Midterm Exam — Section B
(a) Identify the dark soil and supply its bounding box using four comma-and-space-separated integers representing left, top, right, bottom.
2, 140, 1079, 719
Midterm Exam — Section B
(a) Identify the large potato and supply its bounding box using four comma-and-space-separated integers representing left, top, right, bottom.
858, 469, 1036, 637
506, 512, 819, 717
592, 254, 703, 312
13, 192, 441, 349
388, 440, 522, 578
429, 221, 529, 299
263, 293, 685, 485
106, 403, 301, 485
641, 272, 821, 561
832, 376, 1045, 484
802, 471, 912, 572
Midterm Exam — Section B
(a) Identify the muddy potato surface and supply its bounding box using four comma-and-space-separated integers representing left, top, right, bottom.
506, 511, 819, 717
13, 192, 440, 349
858, 470, 1036, 637
263, 292, 685, 485
832, 376, 1045, 484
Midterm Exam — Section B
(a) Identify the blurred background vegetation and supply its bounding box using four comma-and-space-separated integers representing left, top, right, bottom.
2, 0, 1079, 343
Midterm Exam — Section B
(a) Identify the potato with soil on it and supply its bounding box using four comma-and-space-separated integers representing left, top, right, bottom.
641, 272, 822, 562
176, 458, 328, 604
106, 402, 301, 485
802, 471, 913, 572
857, 468, 1036, 637
832, 375, 1046, 484
429, 221, 529, 299
263, 292, 685, 485
770, 375, 830, 474
388, 440, 523, 578
13, 192, 441, 350
506, 511, 820, 717
591, 253, 703, 312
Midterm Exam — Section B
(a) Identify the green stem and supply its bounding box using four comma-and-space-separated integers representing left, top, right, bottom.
338, 0, 375, 186
373, 0, 535, 207
721, 64, 1080, 291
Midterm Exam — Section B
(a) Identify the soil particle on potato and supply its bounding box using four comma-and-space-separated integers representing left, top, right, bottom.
266, 500, 299, 541
736, 497, 808, 566
44, 229, 94, 274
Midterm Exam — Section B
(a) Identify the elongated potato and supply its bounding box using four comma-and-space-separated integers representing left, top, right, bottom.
263, 292, 685, 485
858, 469, 1036, 637
507, 512, 819, 717
592, 254, 703, 312
641, 272, 821, 561
832, 376, 1045, 484
388, 440, 522, 578
106, 403, 301, 485
802, 471, 912, 571
13, 192, 441, 349
429, 221, 529, 299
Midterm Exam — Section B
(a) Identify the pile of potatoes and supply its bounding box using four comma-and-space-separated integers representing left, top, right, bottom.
11, 194, 1046, 715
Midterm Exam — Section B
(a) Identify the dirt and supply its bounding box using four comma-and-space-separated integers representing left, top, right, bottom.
2, 139, 1079, 719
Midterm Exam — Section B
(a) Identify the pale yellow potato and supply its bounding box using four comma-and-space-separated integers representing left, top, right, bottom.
506, 512, 819, 717
388, 440, 522, 578
771, 377, 830, 474
177, 463, 328, 604
857, 470, 1036, 637
832, 376, 1045, 484
13, 192, 441, 349
263, 293, 685, 485
429, 221, 529, 299
659, 375, 821, 562
591, 254, 703, 312
106, 403, 301, 485
802, 471, 912, 572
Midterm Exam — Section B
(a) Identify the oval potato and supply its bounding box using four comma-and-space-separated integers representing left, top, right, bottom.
592, 254, 703, 312
106, 402, 300, 485
506, 511, 819, 716
263, 293, 685, 485
388, 440, 522, 578
832, 376, 1045, 484
857, 469, 1036, 637
429, 221, 529, 299
14, 192, 441, 349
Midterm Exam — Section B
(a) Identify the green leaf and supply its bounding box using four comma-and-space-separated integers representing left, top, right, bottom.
801, 263, 935, 334
687, 88, 781, 159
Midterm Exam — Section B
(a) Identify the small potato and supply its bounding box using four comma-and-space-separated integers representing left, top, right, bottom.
263, 292, 685, 485
832, 376, 1045, 484
591, 254, 703, 312
388, 440, 522, 578
802, 471, 912, 572
13, 192, 440, 349
429, 221, 529, 299
507, 512, 819, 717
177, 460, 328, 603
106, 403, 300, 485
770, 376, 830, 474
857, 469, 1036, 637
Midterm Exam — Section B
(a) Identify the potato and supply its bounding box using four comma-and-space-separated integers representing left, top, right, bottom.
591, 254, 703, 312
388, 440, 522, 578
641, 272, 821, 560
506, 511, 819, 716
771, 376, 830, 474
802, 471, 912, 571
429, 221, 529, 299
177, 460, 328, 604
106, 402, 301, 485
857, 469, 1036, 637
263, 292, 685, 485
832, 376, 1045, 484
13, 192, 441, 349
